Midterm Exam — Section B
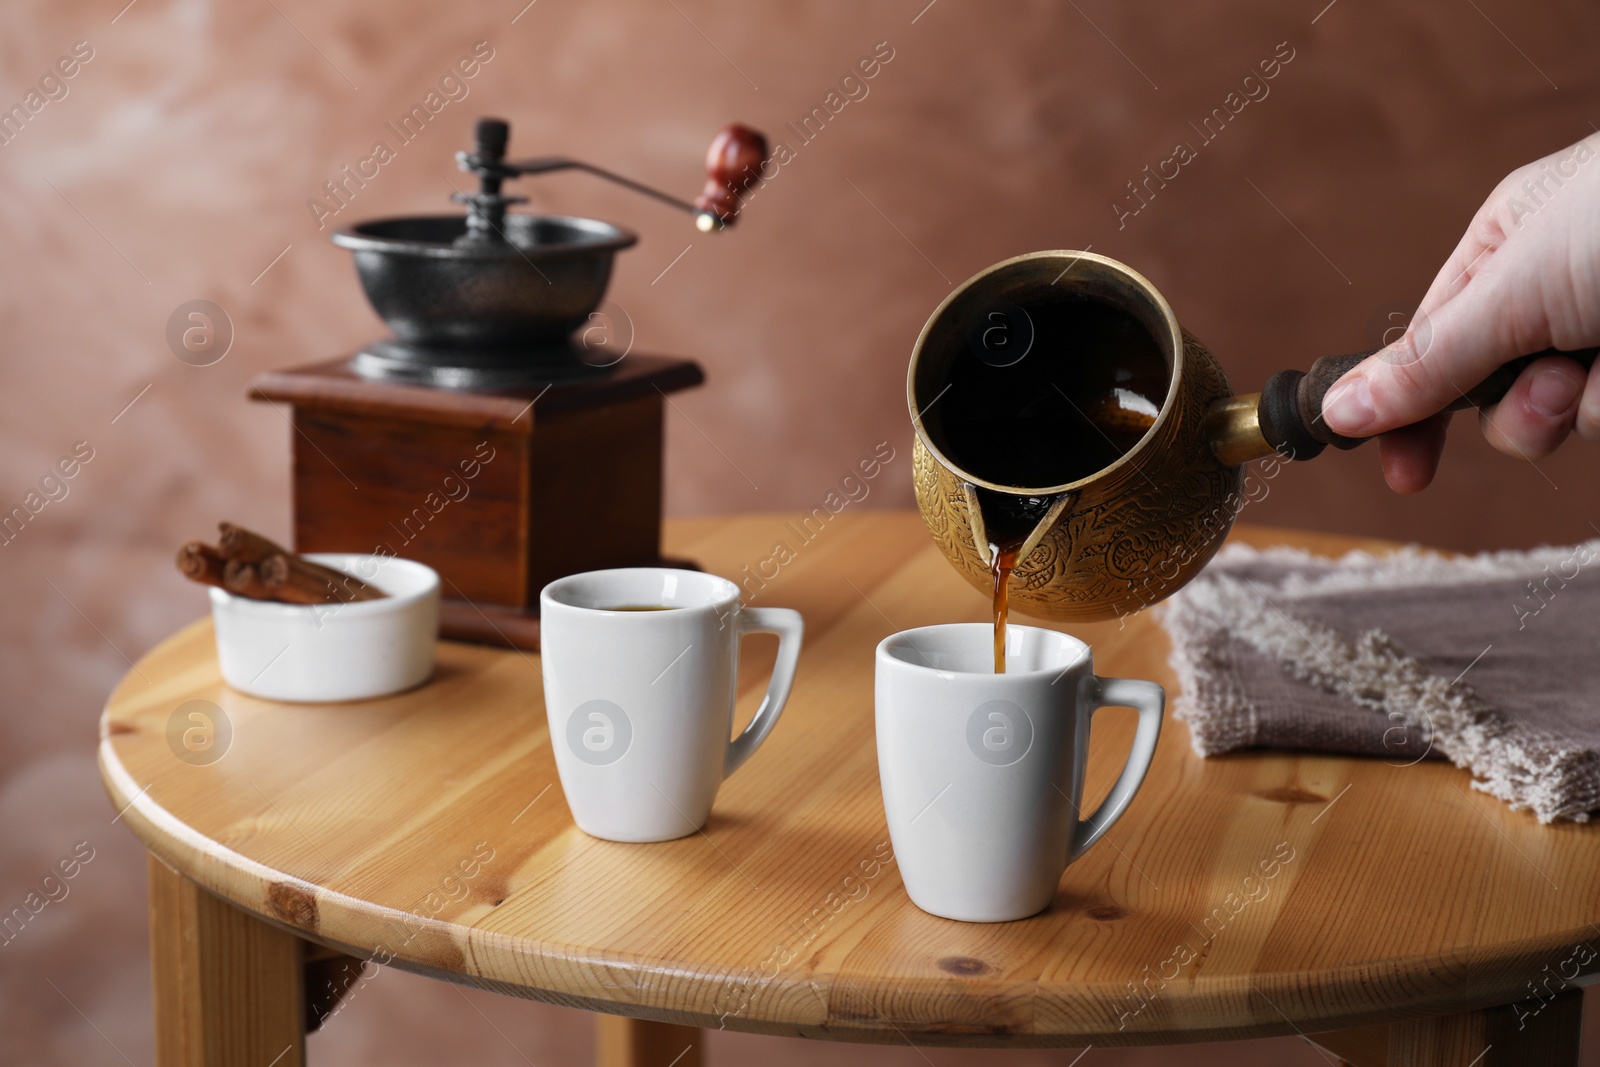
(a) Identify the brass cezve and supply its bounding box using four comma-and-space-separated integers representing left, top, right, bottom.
908, 250, 1598, 622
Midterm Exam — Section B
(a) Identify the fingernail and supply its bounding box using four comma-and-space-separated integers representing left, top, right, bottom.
1322, 376, 1374, 432
1528, 366, 1581, 417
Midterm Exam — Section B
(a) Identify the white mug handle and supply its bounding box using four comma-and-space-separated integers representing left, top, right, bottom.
1068, 676, 1164, 863
724, 607, 805, 777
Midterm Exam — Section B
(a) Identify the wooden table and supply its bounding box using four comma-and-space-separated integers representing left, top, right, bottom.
100, 513, 1598, 1067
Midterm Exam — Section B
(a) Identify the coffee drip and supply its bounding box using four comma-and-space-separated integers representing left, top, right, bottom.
929, 290, 1166, 672
973, 490, 1053, 673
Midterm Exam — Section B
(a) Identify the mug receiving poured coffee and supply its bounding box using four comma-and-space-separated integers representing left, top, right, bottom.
876, 623, 1162, 922
541, 568, 804, 843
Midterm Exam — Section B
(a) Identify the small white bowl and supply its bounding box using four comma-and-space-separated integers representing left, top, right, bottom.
209, 554, 440, 702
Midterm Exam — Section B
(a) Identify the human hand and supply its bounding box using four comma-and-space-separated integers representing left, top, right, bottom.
1320, 133, 1600, 492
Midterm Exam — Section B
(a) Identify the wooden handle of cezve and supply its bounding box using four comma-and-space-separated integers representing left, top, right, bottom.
1258, 346, 1600, 460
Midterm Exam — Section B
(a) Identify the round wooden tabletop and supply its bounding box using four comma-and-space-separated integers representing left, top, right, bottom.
100, 513, 1600, 1049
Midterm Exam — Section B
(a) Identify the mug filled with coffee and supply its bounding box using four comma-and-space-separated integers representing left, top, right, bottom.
875, 622, 1163, 922
540, 567, 804, 842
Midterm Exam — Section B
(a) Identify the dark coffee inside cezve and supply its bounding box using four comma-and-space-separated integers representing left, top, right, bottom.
924, 290, 1167, 673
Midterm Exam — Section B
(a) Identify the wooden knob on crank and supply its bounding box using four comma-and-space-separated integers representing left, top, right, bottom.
693, 124, 768, 230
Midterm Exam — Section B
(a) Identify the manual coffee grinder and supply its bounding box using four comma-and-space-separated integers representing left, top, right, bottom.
249, 117, 767, 648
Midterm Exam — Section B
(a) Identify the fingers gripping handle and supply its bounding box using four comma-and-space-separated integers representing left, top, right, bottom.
1069, 677, 1164, 863
1258, 350, 1383, 460
1259, 347, 1600, 460
724, 608, 804, 777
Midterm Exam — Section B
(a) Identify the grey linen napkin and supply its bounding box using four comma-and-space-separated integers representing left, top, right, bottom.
1158, 539, 1600, 823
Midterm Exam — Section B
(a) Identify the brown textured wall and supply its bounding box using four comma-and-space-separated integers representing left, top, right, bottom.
4, 1, 1600, 1062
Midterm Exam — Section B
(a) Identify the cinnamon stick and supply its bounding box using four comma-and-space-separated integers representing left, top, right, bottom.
221, 559, 273, 600
181, 523, 389, 604
218, 522, 381, 599
176, 542, 227, 588
259, 553, 385, 604
217, 522, 289, 564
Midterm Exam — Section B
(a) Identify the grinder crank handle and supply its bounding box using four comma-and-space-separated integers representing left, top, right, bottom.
1253, 346, 1600, 461
471, 119, 769, 231
692, 123, 768, 228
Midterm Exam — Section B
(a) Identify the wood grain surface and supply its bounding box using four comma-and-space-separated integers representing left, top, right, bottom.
248, 355, 706, 429
148, 853, 306, 1067
255, 356, 704, 617
99, 513, 1600, 1049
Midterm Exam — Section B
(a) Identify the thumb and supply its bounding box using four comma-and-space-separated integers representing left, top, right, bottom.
1321, 266, 1538, 436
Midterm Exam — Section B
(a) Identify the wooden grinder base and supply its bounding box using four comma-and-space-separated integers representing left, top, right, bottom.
248, 354, 704, 651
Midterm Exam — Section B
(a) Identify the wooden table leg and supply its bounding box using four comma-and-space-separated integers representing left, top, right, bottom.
596, 1015, 702, 1067
1314, 989, 1583, 1067
303, 943, 368, 1032
1387, 989, 1582, 1066
148, 855, 307, 1067
1310, 1022, 1390, 1065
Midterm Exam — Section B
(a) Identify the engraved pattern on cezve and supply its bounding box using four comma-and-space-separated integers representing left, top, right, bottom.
913, 330, 1244, 622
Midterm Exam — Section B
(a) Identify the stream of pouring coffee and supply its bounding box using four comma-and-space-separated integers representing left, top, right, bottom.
990, 544, 1019, 674
986, 394, 1154, 671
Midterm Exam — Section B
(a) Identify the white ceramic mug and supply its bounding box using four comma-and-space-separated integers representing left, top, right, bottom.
875, 623, 1163, 922
540, 568, 804, 842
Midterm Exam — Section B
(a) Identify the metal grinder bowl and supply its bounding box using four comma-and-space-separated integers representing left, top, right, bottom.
332, 214, 637, 352
327, 116, 765, 388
